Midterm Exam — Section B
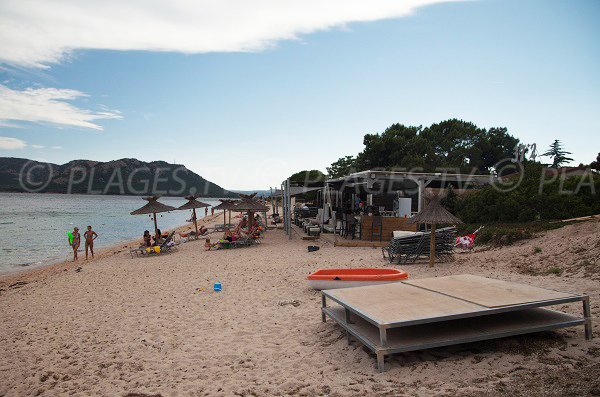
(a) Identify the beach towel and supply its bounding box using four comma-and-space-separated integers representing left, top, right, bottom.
455, 226, 483, 249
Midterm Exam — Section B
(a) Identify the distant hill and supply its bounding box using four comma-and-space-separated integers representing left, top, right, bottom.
0, 157, 239, 197
230, 189, 274, 197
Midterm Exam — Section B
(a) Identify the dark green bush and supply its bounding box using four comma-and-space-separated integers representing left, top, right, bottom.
457, 163, 600, 223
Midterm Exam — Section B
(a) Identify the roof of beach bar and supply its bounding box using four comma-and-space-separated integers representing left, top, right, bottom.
326, 170, 495, 191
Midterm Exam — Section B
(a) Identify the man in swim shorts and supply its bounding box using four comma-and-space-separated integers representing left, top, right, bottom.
70, 227, 80, 261
84, 225, 98, 260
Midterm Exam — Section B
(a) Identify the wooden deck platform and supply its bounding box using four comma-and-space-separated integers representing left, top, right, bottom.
321, 274, 592, 372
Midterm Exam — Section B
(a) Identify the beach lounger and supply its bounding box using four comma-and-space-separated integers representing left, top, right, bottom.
131, 232, 177, 257
382, 227, 456, 264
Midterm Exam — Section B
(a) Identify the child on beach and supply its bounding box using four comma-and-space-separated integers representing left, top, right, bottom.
204, 238, 212, 251
70, 227, 80, 261
84, 225, 98, 260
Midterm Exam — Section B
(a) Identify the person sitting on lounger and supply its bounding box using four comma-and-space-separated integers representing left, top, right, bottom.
223, 228, 233, 242
154, 229, 165, 246
143, 230, 152, 247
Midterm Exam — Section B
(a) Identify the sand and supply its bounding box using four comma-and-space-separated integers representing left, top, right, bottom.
0, 216, 599, 396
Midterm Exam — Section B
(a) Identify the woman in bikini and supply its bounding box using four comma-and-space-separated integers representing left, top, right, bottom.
70, 227, 81, 261
84, 225, 98, 260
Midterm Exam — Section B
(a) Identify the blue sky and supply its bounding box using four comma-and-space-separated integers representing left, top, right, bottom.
0, 0, 598, 190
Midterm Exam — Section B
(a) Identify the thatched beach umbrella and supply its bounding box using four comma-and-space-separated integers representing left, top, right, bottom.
177, 195, 210, 239
130, 195, 176, 237
408, 196, 463, 268
213, 199, 239, 226
233, 193, 269, 229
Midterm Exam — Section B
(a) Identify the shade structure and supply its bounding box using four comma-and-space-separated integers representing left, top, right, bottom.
177, 195, 210, 239
232, 194, 269, 231
408, 196, 463, 268
213, 199, 239, 226
130, 195, 176, 237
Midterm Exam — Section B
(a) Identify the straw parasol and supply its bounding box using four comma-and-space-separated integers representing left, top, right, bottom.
130, 195, 176, 237
213, 199, 239, 226
232, 193, 269, 229
408, 195, 463, 268
177, 195, 210, 239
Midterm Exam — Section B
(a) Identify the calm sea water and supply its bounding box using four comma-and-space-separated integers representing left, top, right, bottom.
0, 193, 223, 274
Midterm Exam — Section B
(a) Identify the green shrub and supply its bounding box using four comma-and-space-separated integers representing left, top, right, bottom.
457, 163, 600, 223
547, 267, 563, 276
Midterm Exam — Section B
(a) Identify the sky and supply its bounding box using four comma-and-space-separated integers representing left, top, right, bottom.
0, 0, 598, 190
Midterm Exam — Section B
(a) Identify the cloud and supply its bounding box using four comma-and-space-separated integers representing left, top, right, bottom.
0, 0, 459, 68
0, 136, 27, 149
31, 144, 44, 149
0, 84, 122, 130
51, 145, 62, 150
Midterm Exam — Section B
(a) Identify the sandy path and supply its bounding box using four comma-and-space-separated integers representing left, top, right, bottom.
0, 219, 599, 396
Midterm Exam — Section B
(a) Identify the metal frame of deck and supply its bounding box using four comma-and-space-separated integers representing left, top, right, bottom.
320, 276, 592, 372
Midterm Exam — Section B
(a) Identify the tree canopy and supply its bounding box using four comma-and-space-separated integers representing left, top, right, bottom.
289, 170, 326, 186
542, 139, 573, 168
328, 119, 520, 177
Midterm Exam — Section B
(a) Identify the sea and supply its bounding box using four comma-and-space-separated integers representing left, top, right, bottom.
0, 193, 224, 274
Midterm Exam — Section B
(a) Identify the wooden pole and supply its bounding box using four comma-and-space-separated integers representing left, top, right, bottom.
228, 210, 231, 225
153, 212, 159, 237
223, 210, 226, 226
192, 208, 199, 239
429, 223, 436, 268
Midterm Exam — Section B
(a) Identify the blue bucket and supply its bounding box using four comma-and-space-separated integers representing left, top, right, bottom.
214, 282, 222, 292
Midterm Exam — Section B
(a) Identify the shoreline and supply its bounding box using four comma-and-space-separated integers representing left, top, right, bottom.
0, 211, 227, 284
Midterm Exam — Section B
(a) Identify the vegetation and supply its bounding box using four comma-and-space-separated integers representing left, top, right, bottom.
542, 139, 573, 168
547, 267, 563, 276
327, 119, 519, 176
299, 119, 598, 226
587, 152, 600, 170
456, 162, 600, 223
456, 220, 573, 246
289, 170, 326, 187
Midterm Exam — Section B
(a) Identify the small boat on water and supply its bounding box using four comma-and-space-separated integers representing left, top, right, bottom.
307, 268, 409, 290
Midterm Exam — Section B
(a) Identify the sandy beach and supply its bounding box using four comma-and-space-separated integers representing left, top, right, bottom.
1, 215, 598, 396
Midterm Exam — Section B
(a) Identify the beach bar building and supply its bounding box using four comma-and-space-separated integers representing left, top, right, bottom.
281, 170, 494, 242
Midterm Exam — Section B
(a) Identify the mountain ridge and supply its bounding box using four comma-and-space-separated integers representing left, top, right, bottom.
0, 157, 239, 197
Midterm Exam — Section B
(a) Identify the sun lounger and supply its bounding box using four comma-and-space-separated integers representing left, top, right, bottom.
382, 227, 456, 264
130, 232, 177, 257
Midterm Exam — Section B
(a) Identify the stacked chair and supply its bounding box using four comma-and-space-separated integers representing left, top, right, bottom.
382, 227, 457, 264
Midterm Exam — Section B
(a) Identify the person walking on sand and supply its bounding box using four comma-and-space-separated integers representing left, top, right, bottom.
84, 225, 98, 260
205, 207, 208, 217
211, 207, 214, 216
70, 227, 81, 261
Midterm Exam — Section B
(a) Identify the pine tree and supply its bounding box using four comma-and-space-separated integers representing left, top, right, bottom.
542, 140, 573, 168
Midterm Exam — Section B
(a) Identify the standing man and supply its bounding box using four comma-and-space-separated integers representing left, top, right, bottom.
211, 207, 214, 216
84, 225, 98, 260
205, 207, 208, 217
